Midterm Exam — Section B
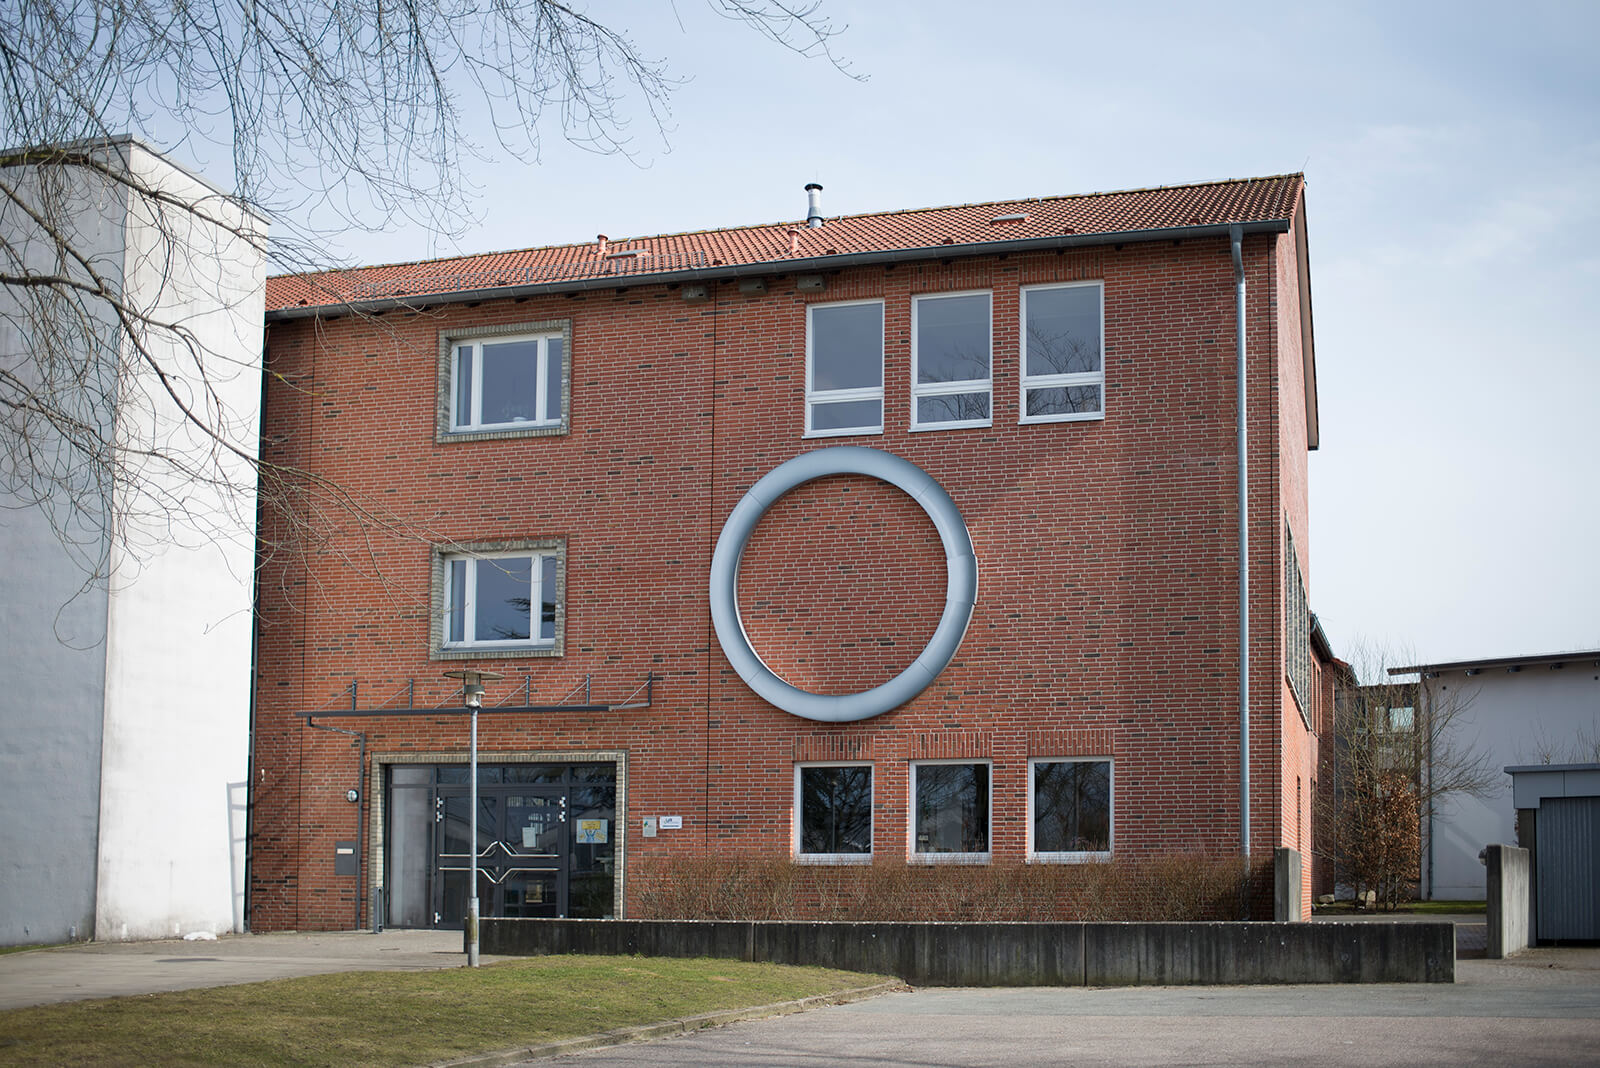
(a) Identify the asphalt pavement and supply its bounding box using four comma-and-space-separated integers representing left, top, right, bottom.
0, 929, 490, 1010
537, 949, 1600, 1067
4, 927, 1597, 1067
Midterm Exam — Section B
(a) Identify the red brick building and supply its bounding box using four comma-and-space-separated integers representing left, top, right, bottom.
251, 175, 1325, 930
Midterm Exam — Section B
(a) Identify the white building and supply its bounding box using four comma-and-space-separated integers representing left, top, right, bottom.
0, 139, 265, 944
1394, 650, 1600, 901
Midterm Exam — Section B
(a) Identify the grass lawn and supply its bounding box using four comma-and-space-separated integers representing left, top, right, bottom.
0, 943, 73, 957
0, 955, 889, 1066
1402, 899, 1486, 915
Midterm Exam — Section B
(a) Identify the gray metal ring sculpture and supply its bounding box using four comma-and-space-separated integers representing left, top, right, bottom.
709, 446, 978, 723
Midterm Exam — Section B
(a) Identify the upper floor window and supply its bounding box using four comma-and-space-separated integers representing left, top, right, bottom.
911, 291, 992, 430
1285, 524, 1311, 723
433, 539, 564, 659
437, 320, 570, 441
1029, 758, 1112, 861
1020, 282, 1104, 423
806, 300, 883, 436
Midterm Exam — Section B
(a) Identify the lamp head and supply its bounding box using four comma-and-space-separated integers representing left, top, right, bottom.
443, 667, 504, 709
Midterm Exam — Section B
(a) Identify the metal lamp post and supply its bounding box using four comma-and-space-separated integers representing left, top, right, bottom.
443, 667, 502, 967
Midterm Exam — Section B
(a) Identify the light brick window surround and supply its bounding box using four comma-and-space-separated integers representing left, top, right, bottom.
437, 319, 572, 442
431, 538, 566, 660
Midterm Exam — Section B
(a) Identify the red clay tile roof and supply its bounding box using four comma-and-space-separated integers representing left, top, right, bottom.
265, 174, 1303, 314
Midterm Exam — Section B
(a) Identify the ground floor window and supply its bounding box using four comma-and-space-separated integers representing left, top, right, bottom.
795, 764, 872, 861
911, 761, 990, 860
384, 761, 616, 927
1029, 758, 1112, 860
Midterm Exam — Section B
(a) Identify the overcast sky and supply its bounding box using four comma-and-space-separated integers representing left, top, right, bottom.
244, 0, 1599, 670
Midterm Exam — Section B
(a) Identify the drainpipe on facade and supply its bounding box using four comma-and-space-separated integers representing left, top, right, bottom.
1232, 224, 1250, 864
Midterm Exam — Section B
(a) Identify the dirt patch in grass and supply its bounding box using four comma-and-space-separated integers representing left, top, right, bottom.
0, 955, 888, 1066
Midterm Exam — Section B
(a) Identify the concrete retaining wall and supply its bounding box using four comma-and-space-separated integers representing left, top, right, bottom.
482, 919, 1455, 985
1485, 843, 1531, 958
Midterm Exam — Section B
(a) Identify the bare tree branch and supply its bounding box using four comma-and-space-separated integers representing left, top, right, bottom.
0, 1, 851, 610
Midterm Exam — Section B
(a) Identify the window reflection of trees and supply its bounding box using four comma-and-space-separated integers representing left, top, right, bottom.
916, 331, 990, 425
1033, 761, 1110, 853
914, 764, 989, 853
801, 766, 871, 854
1024, 312, 1103, 418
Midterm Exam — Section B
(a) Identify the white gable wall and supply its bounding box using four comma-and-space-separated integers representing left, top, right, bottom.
1421, 661, 1600, 899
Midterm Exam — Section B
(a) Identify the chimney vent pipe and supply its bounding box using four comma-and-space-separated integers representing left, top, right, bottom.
805, 183, 824, 228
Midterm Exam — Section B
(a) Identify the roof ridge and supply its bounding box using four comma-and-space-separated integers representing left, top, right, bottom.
267, 174, 1304, 282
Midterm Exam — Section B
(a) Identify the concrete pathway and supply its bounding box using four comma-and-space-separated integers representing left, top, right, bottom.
0, 930, 491, 1010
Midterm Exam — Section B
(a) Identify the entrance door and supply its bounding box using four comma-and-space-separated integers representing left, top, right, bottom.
385, 762, 617, 929
435, 787, 567, 923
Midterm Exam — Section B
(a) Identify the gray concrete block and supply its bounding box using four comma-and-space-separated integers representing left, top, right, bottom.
1274, 847, 1303, 922
1486, 844, 1531, 958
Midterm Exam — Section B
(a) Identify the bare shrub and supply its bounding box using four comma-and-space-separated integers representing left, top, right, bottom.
632, 853, 1254, 923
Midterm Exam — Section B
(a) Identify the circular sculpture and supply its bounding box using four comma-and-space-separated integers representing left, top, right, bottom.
709, 446, 978, 723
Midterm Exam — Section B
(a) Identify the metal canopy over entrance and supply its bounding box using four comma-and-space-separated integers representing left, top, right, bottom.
293, 672, 657, 722
288, 674, 648, 932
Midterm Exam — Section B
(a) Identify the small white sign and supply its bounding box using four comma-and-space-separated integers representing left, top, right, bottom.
642, 817, 658, 838
659, 815, 683, 830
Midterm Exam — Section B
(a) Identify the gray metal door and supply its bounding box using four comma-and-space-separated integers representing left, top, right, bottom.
1536, 797, 1600, 942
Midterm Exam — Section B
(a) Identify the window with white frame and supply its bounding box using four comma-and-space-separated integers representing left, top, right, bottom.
1285, 524, 1312, 719
1020, 282, 1104, 422
438, 320, 570, 440
433, 540, 563, 658
806, 300, 884, 436
912, 291, 992, 430
910, 761, 990, 860
795, 764, 873, 861
1029, 758, 1112, 860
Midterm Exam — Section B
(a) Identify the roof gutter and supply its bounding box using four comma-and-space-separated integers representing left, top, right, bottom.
264, 219, 1292, 322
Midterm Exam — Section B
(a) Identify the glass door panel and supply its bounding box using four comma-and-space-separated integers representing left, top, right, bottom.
503, 794, 564, 858
500, 870, 560, 917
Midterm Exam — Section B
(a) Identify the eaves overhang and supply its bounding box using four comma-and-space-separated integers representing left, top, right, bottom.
1390, 649, 1600, 677
263, 218, 1293, 323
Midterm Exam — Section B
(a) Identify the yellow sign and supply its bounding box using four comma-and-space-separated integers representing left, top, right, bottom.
576, 819, 609, 844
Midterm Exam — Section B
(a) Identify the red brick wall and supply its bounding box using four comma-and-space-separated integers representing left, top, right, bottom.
250, 228, 1312, 929
1273, 210, 1318, 918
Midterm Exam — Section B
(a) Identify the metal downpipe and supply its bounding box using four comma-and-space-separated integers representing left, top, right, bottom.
1231, 224, 1250, 861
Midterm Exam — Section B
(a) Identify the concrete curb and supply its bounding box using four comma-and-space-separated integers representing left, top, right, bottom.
430, 979, 909, 1067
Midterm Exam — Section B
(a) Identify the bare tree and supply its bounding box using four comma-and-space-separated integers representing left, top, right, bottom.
0, 0, 851, 593
1317, 641, 1499, 907
1522, 720, 1600, 765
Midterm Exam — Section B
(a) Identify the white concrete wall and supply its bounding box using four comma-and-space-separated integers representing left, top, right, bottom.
93, 142, 264, 940
1422, 663, 1600, 900
0, 156, 127, 945
0, 140, 263, 944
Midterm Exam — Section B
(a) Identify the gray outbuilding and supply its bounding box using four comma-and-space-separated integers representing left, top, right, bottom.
1505, 763, 1600, 943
